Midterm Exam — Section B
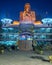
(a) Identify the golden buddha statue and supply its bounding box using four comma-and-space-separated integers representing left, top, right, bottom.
13, 3, 42, 25
20, 3, 36, 23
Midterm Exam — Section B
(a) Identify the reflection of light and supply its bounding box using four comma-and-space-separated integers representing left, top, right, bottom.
9, 34, 18, 38
40, 28, 45, 32
40, 28, 51, 32
27, 35, 32, 40
2, 28, 8, 30
34, 35, 37, 38
40, 28, 45, 30
27, 37, 32, 40
14, 34, 18, 37
1, 18, 13, 24
42, 18, 52, 24
40, 35, 46, 39
19, 35, 26, 40
22, 35, 25, 38
6, 41, 16, 45
0, 41, 16, 45
9, 34, 13, 37
46, 28, 50, 32
8, 28, 13, 30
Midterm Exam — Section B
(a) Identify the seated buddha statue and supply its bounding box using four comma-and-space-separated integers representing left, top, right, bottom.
20, 3, 36, 23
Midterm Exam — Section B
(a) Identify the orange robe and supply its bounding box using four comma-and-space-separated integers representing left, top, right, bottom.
20, 11, 36, 23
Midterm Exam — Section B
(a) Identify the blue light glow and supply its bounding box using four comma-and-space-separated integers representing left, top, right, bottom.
27, 35, 32, 40
0, 41, 16, 45
46, 28, 51, 32
34, 35, 37, 38
5, 41, 16, 45
40, 35, 46, 39
8, 34, 18, 39
8, 28, 13, 30
40, 28, 51, 32
1, 18, 13, 24
19, 35, 26, 40
42, 18, 52, 24
2, 28, 8, 30
40, 28, 45, 31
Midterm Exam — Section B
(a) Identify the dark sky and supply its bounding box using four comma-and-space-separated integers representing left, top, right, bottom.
0, 0, 52, 20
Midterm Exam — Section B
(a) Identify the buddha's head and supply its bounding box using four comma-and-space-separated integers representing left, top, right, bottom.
24, 3, 31, 12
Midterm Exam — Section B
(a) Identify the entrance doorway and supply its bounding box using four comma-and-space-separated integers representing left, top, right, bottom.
18, 40, 32, 51
18, 33, 33, 51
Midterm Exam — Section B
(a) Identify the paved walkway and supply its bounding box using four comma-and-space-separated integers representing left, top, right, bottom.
0, 50, 52, 65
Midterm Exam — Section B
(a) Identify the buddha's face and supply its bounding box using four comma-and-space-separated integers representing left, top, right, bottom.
24, 3, 31, 12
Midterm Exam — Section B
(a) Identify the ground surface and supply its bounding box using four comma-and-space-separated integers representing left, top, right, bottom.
0, 50, 52, 65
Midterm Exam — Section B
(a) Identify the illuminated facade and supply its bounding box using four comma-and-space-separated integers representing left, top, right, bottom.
0, 3, 52, 50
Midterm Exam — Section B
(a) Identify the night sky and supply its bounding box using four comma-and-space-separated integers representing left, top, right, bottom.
0, 0, 52, 20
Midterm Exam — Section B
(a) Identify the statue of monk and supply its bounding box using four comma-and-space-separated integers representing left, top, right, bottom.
20, 3, 36, 23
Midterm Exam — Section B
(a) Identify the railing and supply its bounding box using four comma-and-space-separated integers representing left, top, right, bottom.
0, 24, 52, 45
2, 24, 52, 28
0, 33, 52, 35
